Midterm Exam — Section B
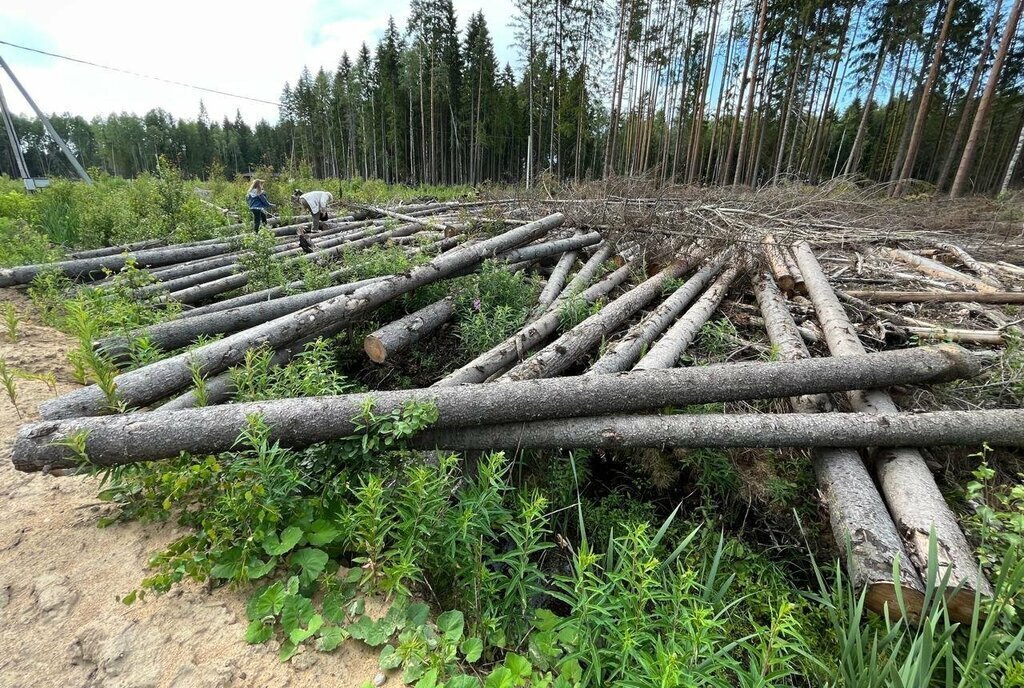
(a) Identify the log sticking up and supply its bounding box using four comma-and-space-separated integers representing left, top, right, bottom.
753, 269, 926, 620
12, 345, 980, 471
883, 247, 999, 294
633, 263, 743, 370
503, 255, 700, 381
588, 251, 732, 374
762, 233, 795, 294
38, 214, 566, 420
794, 241, 993, 620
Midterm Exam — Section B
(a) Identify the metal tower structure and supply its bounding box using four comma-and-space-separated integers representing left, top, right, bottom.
0, 53, 93, 189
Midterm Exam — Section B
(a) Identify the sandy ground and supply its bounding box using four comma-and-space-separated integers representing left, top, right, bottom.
0, 288, 382, 687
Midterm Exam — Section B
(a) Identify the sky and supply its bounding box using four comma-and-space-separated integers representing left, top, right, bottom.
0, 0, 518, 125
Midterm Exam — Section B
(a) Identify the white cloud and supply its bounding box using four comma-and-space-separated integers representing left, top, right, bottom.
0, 0, 517, 124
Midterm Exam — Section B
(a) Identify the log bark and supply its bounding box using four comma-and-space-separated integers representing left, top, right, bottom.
753, 269, 926, 619
0, 241, 237, 287
435, 262, 638, 386
364, 297, 456, 363
589, 252, 731, 374
781, 246, 807, 295
634, 263, 742, 370
96, 234, 559, 360
357, 204, 455, 234
95, 276, 387, 362
163, 222, 427, 305
883, 248, 999, 293
844, 290, 1024, 304
794, 241, 993, 616
67, 240, 164, 260
559, 242, 615, 299
993, 261, 1024, 277
504, 255, 700, 381
495, 232, 601, 265
762, 233, 795, 294
410, 409, 1024, 451
937, 243, 1004, 288
38, 214, 566, 420
904, 326, 1004, 346
532, 250, 578, 314
13, 345, 979, 471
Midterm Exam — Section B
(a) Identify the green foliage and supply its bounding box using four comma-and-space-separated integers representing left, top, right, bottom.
453, 262, 541, 355
238, 227, 288, 292
557, 294, 602, 331
964, 451, 1024, 577
0, 217, 58, 267
230, 338, 354, 402
0, 359, 21, 417
3, 303, 19, 341
29, 260, 179, 336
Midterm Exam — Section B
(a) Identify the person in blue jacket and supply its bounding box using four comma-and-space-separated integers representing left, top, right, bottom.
246, 179, 275, 230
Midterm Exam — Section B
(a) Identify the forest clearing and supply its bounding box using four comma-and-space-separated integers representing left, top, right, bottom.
0, 170, 1023, 688
2, 0, 1024, 683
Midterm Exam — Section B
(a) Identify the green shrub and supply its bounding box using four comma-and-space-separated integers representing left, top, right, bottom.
0, 217, 56, 267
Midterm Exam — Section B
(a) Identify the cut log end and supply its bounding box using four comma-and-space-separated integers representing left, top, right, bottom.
364, 335, 388, 364
866, 583, 926, 624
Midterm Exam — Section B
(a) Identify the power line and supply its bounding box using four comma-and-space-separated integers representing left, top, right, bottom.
0, 39, 282, 107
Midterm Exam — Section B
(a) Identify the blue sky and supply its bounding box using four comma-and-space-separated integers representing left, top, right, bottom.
0, 0, 517, 124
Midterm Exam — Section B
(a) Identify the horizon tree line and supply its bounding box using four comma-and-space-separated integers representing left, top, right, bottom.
2, 0, 1022, 196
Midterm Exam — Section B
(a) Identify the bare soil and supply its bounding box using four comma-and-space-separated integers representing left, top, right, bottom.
0, 288, 382, 688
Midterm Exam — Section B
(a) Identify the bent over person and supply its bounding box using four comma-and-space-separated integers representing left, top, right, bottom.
292, 189, 333, 254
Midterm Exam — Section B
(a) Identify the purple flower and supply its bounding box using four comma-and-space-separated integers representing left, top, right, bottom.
472, 298, 482, 311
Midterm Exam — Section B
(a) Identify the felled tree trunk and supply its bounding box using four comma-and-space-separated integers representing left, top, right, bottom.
412, 409, 1024, 451
434, 263, 636, 386
794, 241, 993, 618
95, 276, 386, 362
68, 239, 164, 260
97, 234, 573, 360
496, 232, 602, 264
883, 247, 999, 294
753, 269, 927, 620
589, 252, 731, 374
164, 222, 427, 305
532, 251, 578, 314
633, 263, 743, 370
0, 241, 237, 287
762, 233, 795, 294
938, 243, 1004, 289
39, 214, 566, 420
559, 242, 615, 297
13, 345, 979, 471
364, 298, 456, 363
503, 255, 700, 381
844, 291, 1024, 304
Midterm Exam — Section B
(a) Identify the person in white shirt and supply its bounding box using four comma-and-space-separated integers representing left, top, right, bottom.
291, 189, 334, 253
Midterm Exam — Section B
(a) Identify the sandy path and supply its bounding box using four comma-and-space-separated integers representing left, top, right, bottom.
0, 289, 381, 687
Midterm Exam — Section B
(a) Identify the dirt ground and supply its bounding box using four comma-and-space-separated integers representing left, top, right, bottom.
0, 288, 382, 688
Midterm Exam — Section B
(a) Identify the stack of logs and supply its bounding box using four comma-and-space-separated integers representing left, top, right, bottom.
4, 202, 1023, 626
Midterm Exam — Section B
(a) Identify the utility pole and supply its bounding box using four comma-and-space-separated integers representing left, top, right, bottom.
0, 53, 93, 185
